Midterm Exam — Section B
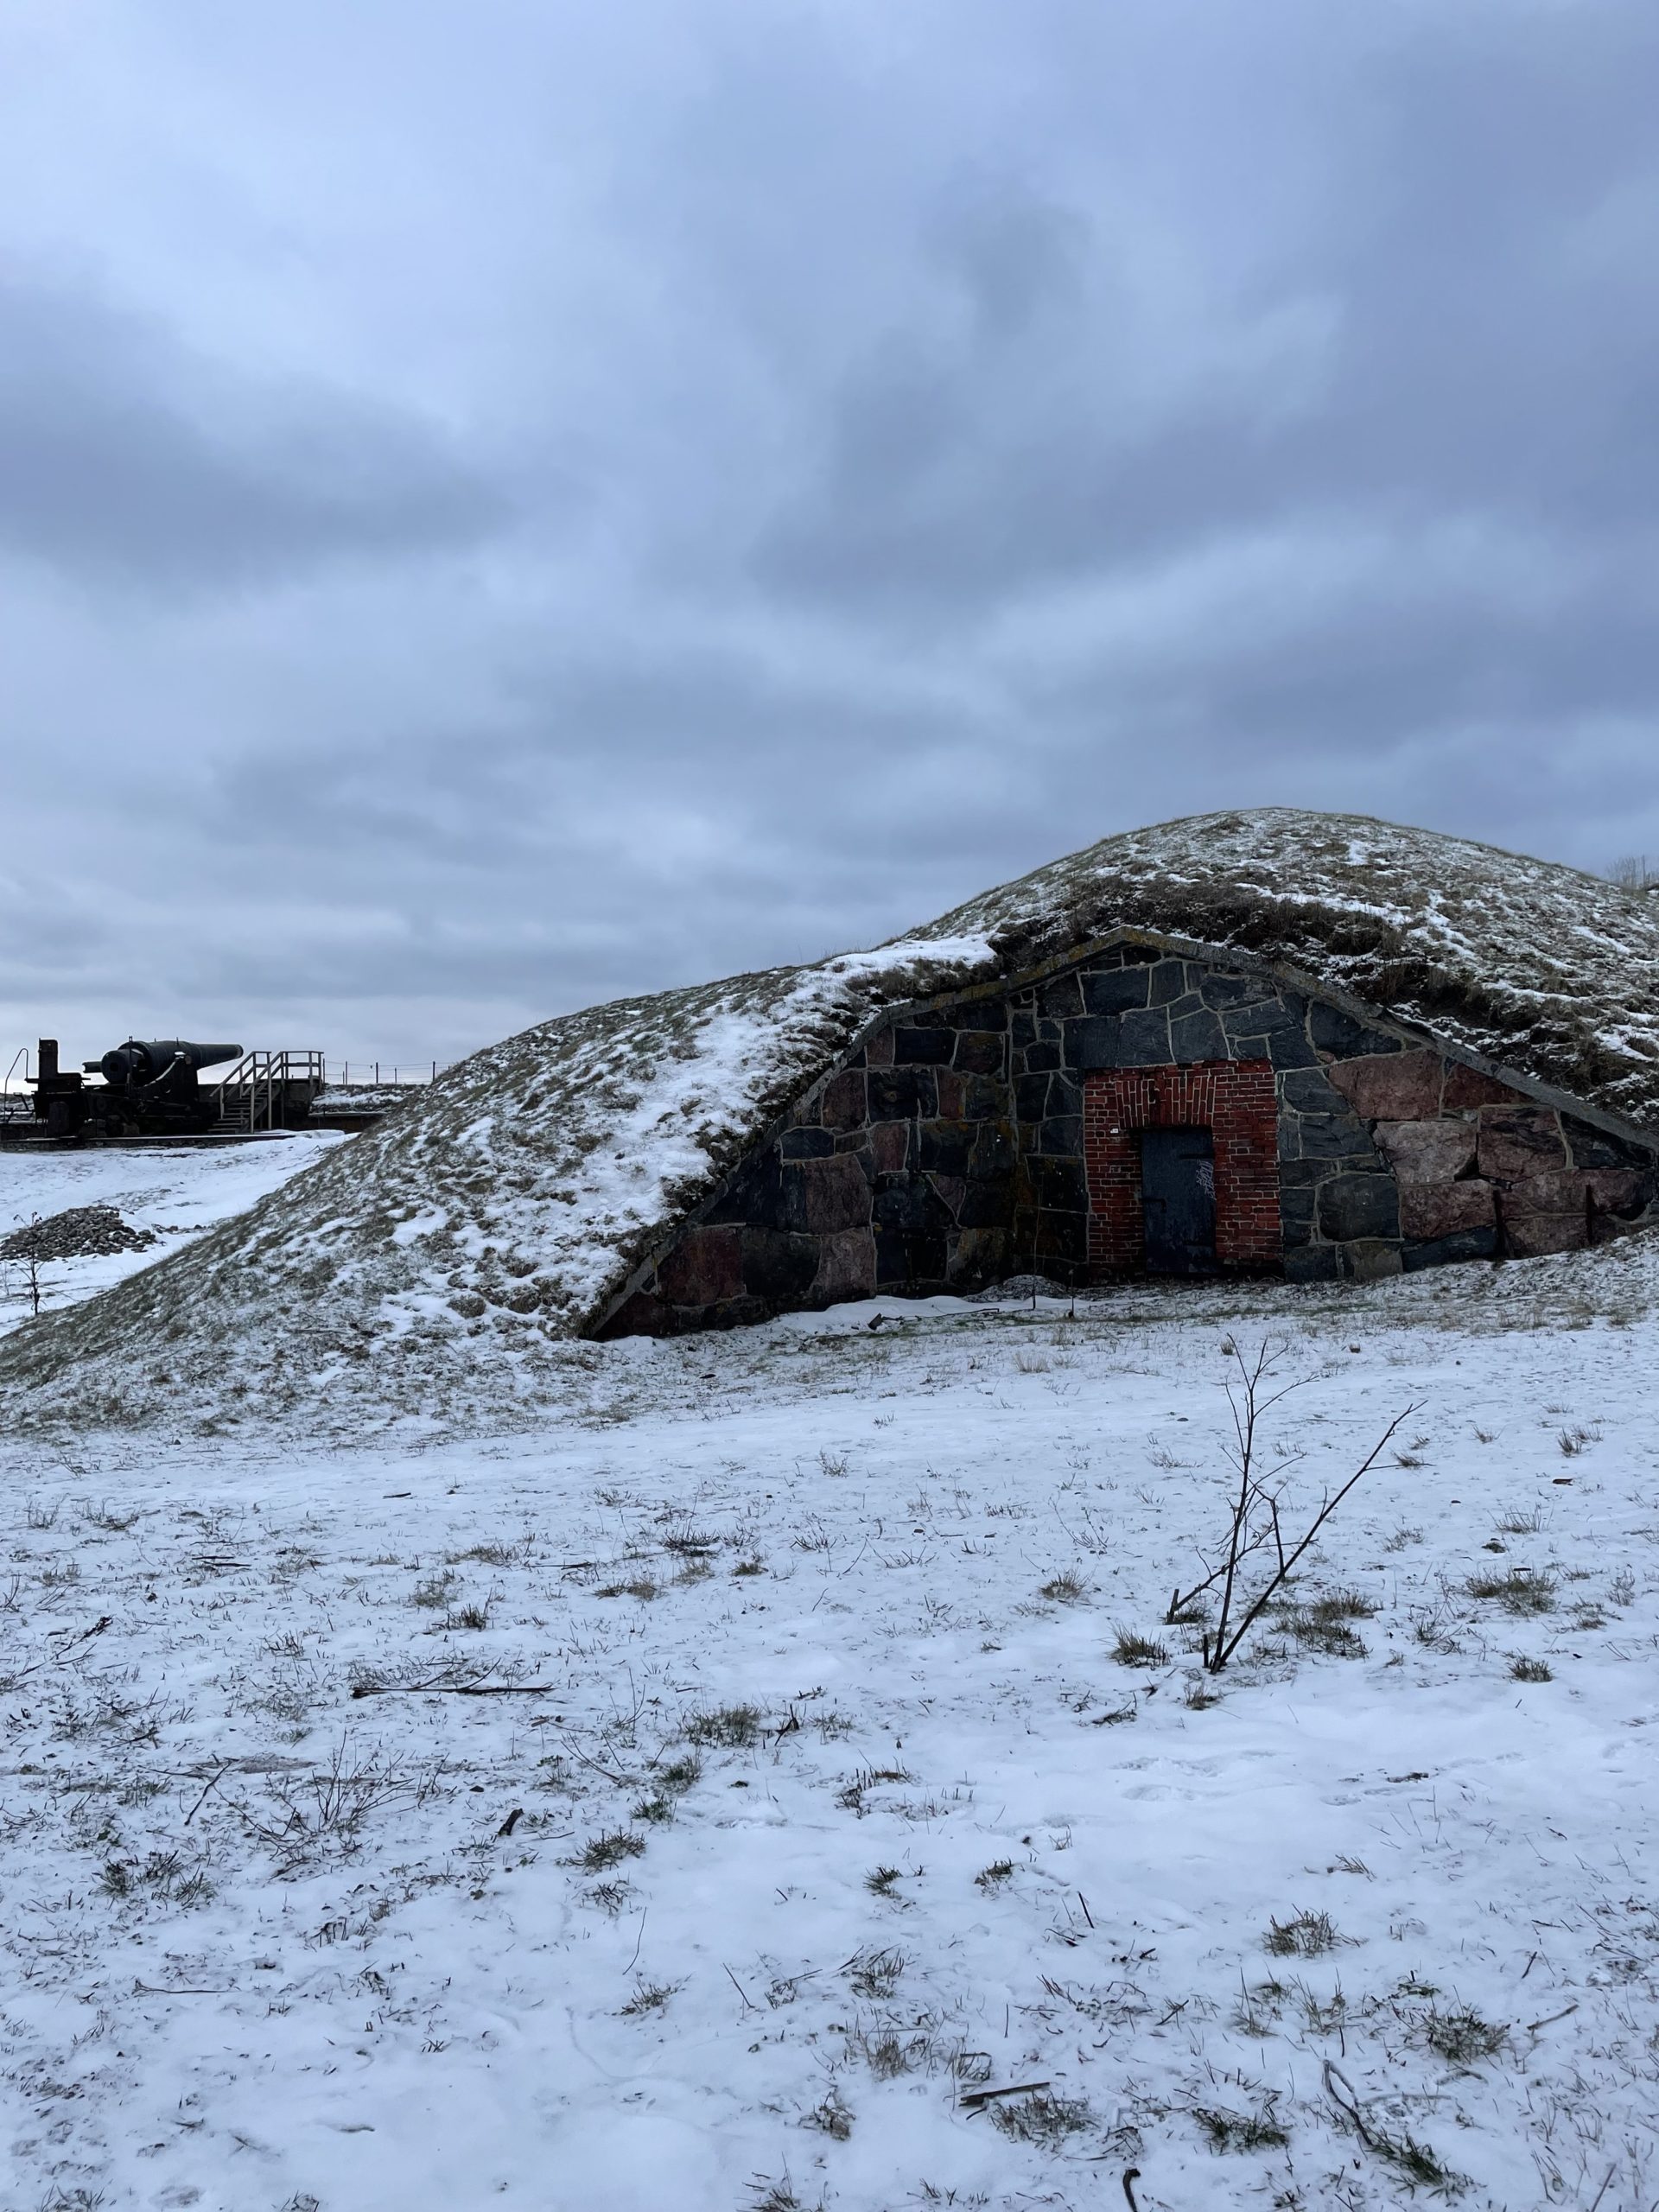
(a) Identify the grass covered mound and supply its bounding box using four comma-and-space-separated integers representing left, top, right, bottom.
1, 807, 1655, 1432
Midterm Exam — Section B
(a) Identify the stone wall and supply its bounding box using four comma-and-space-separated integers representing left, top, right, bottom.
599, 938, 1659, 1333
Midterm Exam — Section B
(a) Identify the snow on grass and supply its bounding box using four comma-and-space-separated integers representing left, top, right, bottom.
0, 1134, 343, 1332
3, 1282, 1657, 2210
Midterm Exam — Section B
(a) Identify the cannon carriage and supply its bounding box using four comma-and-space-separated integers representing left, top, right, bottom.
6, 1038, 327, 1142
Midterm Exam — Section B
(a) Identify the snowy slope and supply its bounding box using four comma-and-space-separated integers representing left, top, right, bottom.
0, 1134, 341, 1332
3, 809, 1656, 1433
3, 1277, 1657, 2210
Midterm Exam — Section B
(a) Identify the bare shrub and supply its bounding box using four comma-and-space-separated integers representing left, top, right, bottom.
1112, 1630, 1169, 1668
1164, 1339, 1415, 1673
238, 1740, 442, 1866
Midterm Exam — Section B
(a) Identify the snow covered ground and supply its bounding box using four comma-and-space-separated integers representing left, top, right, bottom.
3, 1252, 1657, 2210
0, 1135, 342, 1330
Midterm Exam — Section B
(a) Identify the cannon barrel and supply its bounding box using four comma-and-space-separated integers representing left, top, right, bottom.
95, 1039, 244, 1085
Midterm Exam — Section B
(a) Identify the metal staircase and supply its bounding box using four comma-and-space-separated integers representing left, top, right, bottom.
207, 1051, 326, 1135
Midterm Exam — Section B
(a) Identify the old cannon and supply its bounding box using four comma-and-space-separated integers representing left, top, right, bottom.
83, 1039, 244, 1137
11, 1037, 329, 1145
92, 1039, 243, 1089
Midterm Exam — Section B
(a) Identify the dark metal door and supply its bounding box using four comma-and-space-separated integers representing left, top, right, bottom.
1141, 1127, 1217, 1274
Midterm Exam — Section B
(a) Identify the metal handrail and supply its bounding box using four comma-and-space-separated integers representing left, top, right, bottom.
207, 1050, 327, 1133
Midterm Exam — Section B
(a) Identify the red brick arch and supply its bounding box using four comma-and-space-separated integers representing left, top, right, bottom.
1084, 1061, 1281, 1275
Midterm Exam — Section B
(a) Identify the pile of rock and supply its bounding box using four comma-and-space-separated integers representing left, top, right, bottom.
1, 1205, 158, 1262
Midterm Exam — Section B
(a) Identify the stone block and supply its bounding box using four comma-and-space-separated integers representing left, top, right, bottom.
872, 1173, 955, 1237
1031, 1209, 1089, 1265
1035, 1115, 1083, 1158
1374, 1118, 1477, 1184
1284, 1245, 1341, 1284
953, 1030, 1005, 1075
1442, 1063, 1518, 1110
957, 1179, 1014, 1229
893, 1025, 955, 1066
780, 1126, 835, 1160
1265, 1023, 1319, 1071
1477, 1105, 1566, 1182
1402, 1226, 1498, 1271
1046, 1071, 1082, 1117
1082, 967, 1149, 1014
1505, 1168, 1588, 1217
797, 1153, 873, 1233
1023, 1042, 1061, 1072
812, 1229, 876, 1302
927, 1173, 968, 1218
933, 1070, 963, 1121
868, 1067, 936, 1122
1503, 1211, 1586, 1258
741, 1229, 820, 1302
821, 1069, 867, 1131
1015, 1073, 1051, 1122
864, 1027, 894, 1068
1197, 969, 1265, 1011
1318, 1173, 1401, 1243
1063, 1016, 1122, 1070
1222, 994, 1286, 1040
1398, 1181, 1495, 1240
1119, 1007, 1173, 1064
1308, 1001, 1402, 1059
872, 1175, 952, 1285
1326, 1050, 1443, 1121
917, 1122, 971, 1177
1278, 1186, 1318, 1244
1039, 973, 1083, 1019
1276, 1155, 1330, 1189
1340, 1239, 1404, 1281
603, 1290, 671, 1338
1290, 1112, 1376, 1160
1148, 958, 1186, 1006
966, 1126, 1014, 1180
1278, 1067, 1347, 1114
950, 1224, 1013, 1282
706, 1150, 785, 1229
1027, 1156, 1089, 1213
657, 1225, 744, 1307
1563, 1116, 1654, 1171
869, 1121, 908, 1173
1170, 1008, 1229, 1064
1586, 1167, 1648, 1216
959, 1076, 1007, 1124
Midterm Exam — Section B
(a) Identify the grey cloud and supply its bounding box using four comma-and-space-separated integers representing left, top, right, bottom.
0, 273, 515, 591
1, 0, 1657, 1071
758, 9, 1659, 617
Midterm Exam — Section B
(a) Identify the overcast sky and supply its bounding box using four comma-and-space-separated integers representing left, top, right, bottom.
2, 0, 1656, 1071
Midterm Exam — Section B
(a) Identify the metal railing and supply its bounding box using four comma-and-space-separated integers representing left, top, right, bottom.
208, 1050, 327, 1134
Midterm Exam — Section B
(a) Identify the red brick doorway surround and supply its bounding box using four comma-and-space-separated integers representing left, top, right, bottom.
1084, 1062, 1281, 1275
